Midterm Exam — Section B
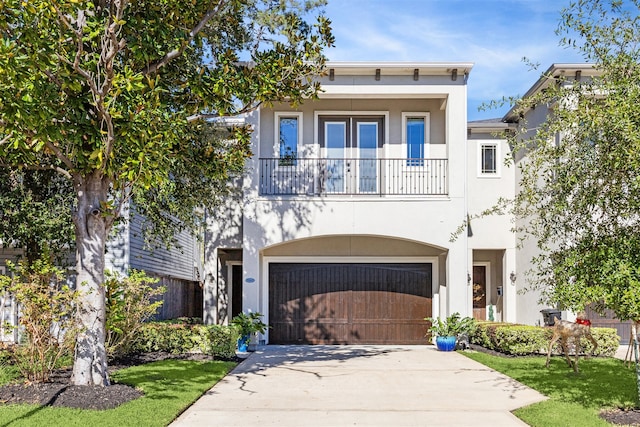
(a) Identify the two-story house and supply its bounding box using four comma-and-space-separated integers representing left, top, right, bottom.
205, 62, 520, 344
502, 63, 631, 342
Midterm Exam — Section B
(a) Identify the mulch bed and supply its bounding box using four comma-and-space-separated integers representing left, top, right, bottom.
601, 409, 640, 426
0, 352, 238, 410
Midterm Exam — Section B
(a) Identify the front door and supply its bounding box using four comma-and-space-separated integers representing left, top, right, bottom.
473, 265, 487, 320
322, 116, 381, 194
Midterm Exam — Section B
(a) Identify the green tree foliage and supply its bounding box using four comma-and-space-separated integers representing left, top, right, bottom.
496, 0, 640, 402
0, 0, 333, 385
0, 169, 75, 264
505, 0, 640, 318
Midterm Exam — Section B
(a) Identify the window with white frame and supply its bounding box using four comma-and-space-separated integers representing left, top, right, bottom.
274, 112, 303, 166
478, 142, 500, 176
402, 113, 430, 166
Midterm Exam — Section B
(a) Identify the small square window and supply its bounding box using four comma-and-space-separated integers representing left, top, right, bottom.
478, 143, 499, 177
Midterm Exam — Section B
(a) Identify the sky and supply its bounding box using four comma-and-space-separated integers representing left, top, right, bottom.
320, 0, 585, 121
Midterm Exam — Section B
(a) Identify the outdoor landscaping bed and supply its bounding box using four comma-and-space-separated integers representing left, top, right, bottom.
0, 351, 240, 410
601, 408, 640, 426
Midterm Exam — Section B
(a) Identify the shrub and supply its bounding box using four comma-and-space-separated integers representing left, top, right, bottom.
493, 325, 549, 355
134, 321, 238, 359
135, 322, 197, 354
470, 321, 619, 357
104, 270, 165, 359
195, 325, 239, 359
581, 327, 620, 356
0, 258, 79, 382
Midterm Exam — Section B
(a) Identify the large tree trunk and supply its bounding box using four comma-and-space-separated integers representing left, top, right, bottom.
70, 171, 111, 386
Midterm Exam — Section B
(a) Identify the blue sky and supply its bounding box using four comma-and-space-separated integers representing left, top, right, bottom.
321, 0, 585, 121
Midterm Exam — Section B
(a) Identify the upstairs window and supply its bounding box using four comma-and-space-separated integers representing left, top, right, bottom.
275, 112, 302, 166
402, 113, 430, 166
478, 142, 499, 176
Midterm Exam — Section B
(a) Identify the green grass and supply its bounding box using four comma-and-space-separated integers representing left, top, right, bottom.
463, 351, 637, 427
0, 359, 237, 427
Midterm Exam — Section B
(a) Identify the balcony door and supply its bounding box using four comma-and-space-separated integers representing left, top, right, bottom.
321, 116, 382, 194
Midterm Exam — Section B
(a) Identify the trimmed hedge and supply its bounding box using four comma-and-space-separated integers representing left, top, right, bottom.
470, 321, 619, 357
133, 322, 239, 359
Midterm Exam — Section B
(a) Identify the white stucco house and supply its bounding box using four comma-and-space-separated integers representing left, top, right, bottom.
204, 61, 528, 345
204, 61, 630, 345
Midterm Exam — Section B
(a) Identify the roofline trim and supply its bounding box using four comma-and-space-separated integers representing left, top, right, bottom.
503, 63, 598, 122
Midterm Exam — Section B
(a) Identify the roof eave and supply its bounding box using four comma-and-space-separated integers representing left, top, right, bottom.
325, 61, 474, 77
502, 63, 599, 122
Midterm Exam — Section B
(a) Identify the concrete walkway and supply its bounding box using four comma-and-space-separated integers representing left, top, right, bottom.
171, 345, 546, 427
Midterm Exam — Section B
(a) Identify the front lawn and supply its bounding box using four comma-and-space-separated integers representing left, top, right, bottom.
463, 351, 637, 427
0, 359, 236, 427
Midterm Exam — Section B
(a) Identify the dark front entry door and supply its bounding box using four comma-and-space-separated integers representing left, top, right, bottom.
231, 265, 243, 319
473, 266, 487, 321
269, 263, 432, 344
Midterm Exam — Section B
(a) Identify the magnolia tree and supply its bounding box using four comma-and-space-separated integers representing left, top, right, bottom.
488, 0, 640, 399
0, 0, 333, 386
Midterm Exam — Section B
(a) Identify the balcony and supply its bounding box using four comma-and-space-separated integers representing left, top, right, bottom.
259, 158, 448, 196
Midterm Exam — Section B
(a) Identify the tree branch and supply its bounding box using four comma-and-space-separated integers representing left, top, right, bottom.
100, 1, 128, 171
45, 141, 75, 170
51, 3, 100, 94
0, 162, 72, 180
143, 0, 227, 76
0, 132, 13, 145
42, 70, 64, 89
186, 101, 262, 123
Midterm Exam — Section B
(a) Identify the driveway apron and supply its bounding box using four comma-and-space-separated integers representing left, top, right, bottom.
170, 345, 546, 426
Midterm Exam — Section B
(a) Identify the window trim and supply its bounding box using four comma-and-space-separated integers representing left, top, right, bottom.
477, 141, 500, 178
402, 112, 430, 165
274, 112, 303, 166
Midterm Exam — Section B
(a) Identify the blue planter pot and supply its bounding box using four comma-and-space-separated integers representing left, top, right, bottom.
237, 334, 250, 352
435, 336, 457, 352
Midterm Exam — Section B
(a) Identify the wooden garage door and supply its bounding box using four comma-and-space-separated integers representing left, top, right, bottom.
269, 263, 432, 344
585, 305, 631, 344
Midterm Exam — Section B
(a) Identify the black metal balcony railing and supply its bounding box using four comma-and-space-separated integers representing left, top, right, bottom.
259, 158, 448, 196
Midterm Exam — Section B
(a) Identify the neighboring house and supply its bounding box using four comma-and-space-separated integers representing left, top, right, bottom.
0, 205, 203, 342
105, 205, 204, 320
205, 61, 522, 345
503, 63, 632, 343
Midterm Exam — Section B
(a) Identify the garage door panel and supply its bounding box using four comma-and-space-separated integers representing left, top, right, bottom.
269, 263, 432, 344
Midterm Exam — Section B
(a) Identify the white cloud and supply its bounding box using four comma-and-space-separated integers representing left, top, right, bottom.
323, 0, 585, 120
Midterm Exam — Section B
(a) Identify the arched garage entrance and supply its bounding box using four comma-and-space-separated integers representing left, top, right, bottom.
262, 236, 445, 345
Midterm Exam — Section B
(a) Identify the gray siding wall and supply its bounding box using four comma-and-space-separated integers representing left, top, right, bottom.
105, 206, 130, 276
0, 247, 22, 272
128, 212, 202, 282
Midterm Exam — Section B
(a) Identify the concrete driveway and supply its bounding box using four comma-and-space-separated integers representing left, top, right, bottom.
170, 345, 546, 427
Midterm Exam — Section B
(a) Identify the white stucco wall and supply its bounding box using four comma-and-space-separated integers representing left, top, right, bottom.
466, 134, 517, 321
513, 104, 554, 326
240, 75, 472, 331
